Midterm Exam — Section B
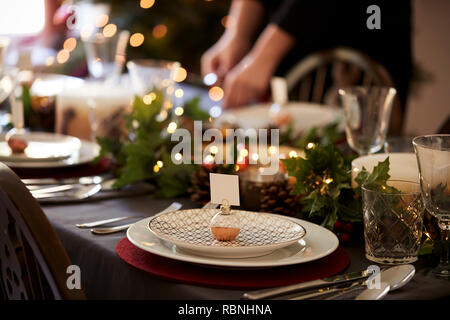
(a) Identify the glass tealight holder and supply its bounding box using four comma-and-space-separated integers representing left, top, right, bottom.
210, 200, 240, 241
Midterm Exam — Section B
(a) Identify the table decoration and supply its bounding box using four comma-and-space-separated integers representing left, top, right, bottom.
116, 237, 349, 289
55, 81, 134, 141
95, 92, 210, 197
20, 73, 85, 132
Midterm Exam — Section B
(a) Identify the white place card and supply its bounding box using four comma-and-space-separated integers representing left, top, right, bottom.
209, 173, 240, 206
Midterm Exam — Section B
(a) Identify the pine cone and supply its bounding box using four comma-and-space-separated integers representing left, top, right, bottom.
258, 179, 302, 217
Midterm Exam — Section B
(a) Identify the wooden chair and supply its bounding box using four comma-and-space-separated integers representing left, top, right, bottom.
0, 163, 85, 300
284, 47, 404, 135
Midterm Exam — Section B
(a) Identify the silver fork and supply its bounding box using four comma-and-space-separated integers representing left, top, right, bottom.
90, 202, 182, 235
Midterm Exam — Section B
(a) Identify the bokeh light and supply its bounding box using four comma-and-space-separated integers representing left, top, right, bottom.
152, 24, 167, 38
173, 67, 187, 82
130, 33, 145, 47
203, 73, 217, 86
63, 37, 77, 52
209, 105, 222, 118
56, 50, 70, 64
208, 86, 224, 101
140, 0, 155, 9
174, 88, 184, 98
174, 107, 184, 116
103, 24, 117, 38
167, 122, 177, 133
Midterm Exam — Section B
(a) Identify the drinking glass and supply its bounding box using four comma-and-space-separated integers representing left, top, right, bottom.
413, 134, 450, 276
83, 31, 129, 82
127, 59, 178, 96
339, 86, 397, 155
362, 180, 425, 264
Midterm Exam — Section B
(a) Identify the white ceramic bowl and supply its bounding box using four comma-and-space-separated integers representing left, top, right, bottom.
351, 153, 419, 187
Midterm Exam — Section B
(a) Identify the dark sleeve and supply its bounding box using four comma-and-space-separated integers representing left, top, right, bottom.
268, 0, 338, 43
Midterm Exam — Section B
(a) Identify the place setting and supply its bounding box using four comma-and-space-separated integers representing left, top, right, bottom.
116, 174, 348, 290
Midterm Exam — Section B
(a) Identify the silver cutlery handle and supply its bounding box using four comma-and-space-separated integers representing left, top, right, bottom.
243, 279, 328, 300
243, 270, 369, 300
90, 202, 182, 235
91, 223, 133, 235
76, 216, 141, 228
30, 184, 75, 194
290, 282, 365, 300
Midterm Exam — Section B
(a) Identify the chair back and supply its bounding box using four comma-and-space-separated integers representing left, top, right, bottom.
284, 47, 403, 134
0, 163, 85, 300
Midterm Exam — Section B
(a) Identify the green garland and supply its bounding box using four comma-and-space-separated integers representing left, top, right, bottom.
96, 92, 209, 197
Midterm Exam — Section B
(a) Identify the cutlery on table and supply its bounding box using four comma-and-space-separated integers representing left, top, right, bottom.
32, 184, 102, 200
286, 264, 415, 300
76, 215, 142, 229
22, 175, 106, 186
90, 202, 182, 235
28, 178, 117, 195
242, 269, 371, 300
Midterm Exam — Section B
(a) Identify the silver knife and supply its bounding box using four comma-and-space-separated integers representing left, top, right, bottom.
22, 175, 104, 186
288, 265, 415, 300
90, 202, 182, 235
242, 269, 371, 300
32, 184, 102, 200
29, 184, 76, 194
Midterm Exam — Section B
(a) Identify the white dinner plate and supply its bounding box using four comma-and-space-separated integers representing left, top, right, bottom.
148, 209, 307, 258
0, 132, 81, 162
1, 139, 100, 168
127, 215, 338, 268
217, 102, 344, 135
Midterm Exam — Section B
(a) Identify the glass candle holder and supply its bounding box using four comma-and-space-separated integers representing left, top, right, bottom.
210, 200, 240, 241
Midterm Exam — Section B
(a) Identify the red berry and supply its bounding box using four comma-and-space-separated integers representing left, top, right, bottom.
342, 222, 354, 234
339, 233, 350, 244
333, 220, 342, 232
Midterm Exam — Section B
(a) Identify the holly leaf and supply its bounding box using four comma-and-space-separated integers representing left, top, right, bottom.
355, 156, 391, 188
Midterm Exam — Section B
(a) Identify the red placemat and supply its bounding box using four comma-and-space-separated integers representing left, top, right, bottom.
12, 157, 111, 179
116, 237, 350, 289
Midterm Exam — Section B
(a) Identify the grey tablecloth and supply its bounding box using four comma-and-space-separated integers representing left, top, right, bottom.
42, 195, 450, 300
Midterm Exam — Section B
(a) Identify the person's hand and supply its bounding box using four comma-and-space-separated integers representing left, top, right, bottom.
222, 24, 295, 109
222, 52, 273, 109
201, 34, 251, 85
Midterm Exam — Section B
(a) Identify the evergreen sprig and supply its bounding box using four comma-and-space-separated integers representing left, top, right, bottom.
96, 92, 209, 197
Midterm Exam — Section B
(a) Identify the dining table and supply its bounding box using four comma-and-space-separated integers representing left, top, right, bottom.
15, 82, 450, 300
41, 194, 450, 300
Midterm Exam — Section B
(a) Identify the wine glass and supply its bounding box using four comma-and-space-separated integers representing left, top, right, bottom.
338, 86, 397, 155
413, 134, 450, 276
82, 30, 129, 82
